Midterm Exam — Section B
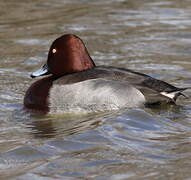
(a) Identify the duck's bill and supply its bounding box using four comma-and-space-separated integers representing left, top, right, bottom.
31, 64, 51, 78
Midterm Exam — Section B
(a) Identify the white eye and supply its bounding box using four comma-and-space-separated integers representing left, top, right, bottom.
52, 48, 57, 53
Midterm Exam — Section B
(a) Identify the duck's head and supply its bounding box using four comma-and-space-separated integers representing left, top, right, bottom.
31, 34, 95, 78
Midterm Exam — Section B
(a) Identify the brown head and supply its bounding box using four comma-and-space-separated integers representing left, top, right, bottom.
31, 34, 95, 78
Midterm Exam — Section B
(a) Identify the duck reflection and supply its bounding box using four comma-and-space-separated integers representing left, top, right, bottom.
26, 112, 108, 139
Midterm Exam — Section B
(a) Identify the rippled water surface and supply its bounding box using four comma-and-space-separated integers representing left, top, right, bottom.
1, 0, 191, 179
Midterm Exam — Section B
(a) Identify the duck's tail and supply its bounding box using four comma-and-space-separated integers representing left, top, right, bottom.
160, 87, 191, 102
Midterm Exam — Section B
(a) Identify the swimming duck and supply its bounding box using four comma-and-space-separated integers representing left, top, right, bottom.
24, 34, 189, 113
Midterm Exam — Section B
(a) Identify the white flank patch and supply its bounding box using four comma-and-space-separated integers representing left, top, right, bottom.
160, 91, 176, 99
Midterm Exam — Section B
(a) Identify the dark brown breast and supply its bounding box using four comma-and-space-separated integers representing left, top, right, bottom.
24, 76, 53, 112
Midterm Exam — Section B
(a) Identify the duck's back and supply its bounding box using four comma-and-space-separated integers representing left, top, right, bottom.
54, 66, 148, 85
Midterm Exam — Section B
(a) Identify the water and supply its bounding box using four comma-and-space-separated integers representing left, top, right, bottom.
0, 0, 191, 179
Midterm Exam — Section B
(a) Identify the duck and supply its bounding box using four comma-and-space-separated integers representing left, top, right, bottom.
24, 34, 190, 113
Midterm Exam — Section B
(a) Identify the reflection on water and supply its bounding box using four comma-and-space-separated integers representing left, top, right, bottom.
0, 0, 191, 179
26, 112, 108, 138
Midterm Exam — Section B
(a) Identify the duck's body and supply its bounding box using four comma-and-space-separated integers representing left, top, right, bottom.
49, 77, 145, 113
24, 34, 189, 114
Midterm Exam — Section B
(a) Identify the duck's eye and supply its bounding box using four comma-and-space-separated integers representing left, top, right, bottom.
52, 48, 57, 53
